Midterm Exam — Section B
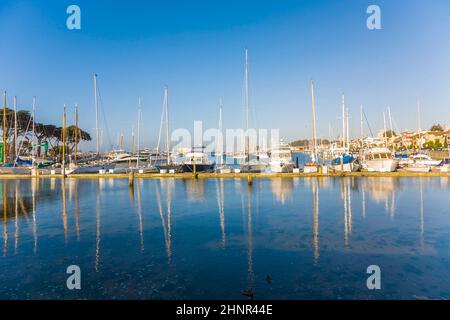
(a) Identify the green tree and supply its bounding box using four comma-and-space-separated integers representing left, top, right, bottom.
430, 124, 444, 132
423, 141, 433, 149
382, 130, 396, 138
1, 106, 92, 157
434, 139, 443, 149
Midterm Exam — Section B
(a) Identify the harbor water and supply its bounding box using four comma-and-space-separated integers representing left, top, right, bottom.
1, 177, 450, 299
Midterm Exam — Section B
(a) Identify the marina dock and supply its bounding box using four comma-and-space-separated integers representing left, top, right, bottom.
1, 171, 449, 180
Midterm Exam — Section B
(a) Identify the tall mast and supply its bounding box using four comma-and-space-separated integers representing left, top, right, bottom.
13, 96, 17, 160
93, 73, 100, 155
130, 127, 135, 169
244, 48, 250, 159
310, 80, 317, 162
62, 104, 67, 175
346, 108, 350, 150
341, 93, 346, 149
417, 99, 422, 152
218, 98, 223, 165
244, 48, 249, 132
387, 106, 393, 151
74, 104, 78, 162
32, 97, 36, 165
383, 111, 387, 147
3, 92, 6, 163
360, 104, 364, 150
164, 85, 170, 165
137, 97, 142, 169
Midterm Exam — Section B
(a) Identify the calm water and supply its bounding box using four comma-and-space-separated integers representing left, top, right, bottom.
1, 177, 450, 299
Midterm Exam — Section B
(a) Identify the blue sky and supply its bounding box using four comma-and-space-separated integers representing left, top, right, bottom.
1, 0, 450, 151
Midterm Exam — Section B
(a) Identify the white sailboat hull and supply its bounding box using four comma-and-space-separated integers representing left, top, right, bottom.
66, 164, 115, 175
270, 161, 294, 173
364, 159, 398, 172
403, 166, 431, 173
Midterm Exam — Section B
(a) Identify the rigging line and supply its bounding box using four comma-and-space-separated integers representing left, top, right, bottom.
392, 116, 410, 152
96, 83, 113, 150
362, 109, 374, 138
242, 73, 246, 132
156, 93, 165, 152
14, 114, 33, 165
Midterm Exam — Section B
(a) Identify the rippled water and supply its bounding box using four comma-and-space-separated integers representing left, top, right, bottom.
1, 177, 450, 299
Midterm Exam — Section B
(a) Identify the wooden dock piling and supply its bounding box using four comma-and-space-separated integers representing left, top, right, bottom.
129, 170, 135, 187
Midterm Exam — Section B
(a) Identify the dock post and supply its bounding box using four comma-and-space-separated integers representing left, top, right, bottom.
129, 169, 135, 187
247, 175, 253, 186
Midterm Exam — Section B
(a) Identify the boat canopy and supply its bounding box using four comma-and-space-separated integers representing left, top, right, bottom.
331, 154, 355, 166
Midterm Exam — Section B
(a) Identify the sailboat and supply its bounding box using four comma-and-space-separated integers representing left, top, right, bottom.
66, 74, 115, 175
330, 93, 360, 172
0, 94, 32, 174
181, 146, 215, 173
239, 48, 268, 173
303, 80, 319, 173
269, 139, 294, 173
155, 85, 182, 173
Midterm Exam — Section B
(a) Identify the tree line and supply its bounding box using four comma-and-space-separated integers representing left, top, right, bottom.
0, 107, 91, 158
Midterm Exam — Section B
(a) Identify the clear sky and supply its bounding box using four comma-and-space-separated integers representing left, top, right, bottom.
1, 0, 450, 151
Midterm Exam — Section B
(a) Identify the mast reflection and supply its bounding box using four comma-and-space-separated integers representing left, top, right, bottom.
419, 180, 424, 249
215, 179, 226, 248
95, 181, 101, 272
241, 182, 254, 297
61, 179, 68, 242
312, 178, 319, 266
74, 180, 80, 241
31, 178, 38, 254
14, 181, 19, 255
3, 181, 8, 256
342, 178, 352, 247
156, 179, 173, 263
136, 179, 144, 251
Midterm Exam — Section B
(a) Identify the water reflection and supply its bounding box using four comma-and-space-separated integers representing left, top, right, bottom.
156, 179, 173, 263
419, 179, 424, 250
241, 182, 254, 296
215, 179, 226, 248
341, 178, 352, 247
360, 178, 399, 215
61, 179, 68, 242
14, 182, 19, 255
32, 179, 38, 254
3, 181, 7, 256
184, 179, 205, 202
136, 180, 145, 251
0, 177, 449, 299
95, 181, 101, 272
270, 178, 293, 204
312, 178, 319, 265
